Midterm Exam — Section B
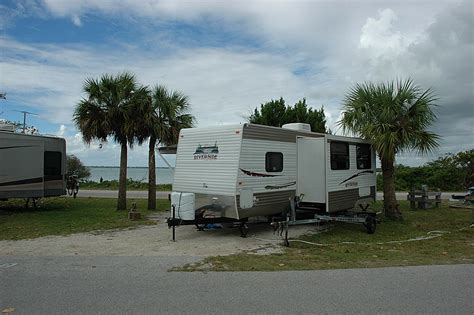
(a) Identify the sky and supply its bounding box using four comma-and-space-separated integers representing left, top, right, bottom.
0, 0, 473, 167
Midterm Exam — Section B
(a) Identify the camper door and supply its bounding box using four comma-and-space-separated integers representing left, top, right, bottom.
296, 137, 326, 203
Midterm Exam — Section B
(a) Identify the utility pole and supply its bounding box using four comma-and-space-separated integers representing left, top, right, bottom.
0, 92, 5, 116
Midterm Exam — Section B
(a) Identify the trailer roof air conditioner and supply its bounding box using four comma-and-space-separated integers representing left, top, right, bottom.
282, 123, 311, 132
0, 123, 15, 132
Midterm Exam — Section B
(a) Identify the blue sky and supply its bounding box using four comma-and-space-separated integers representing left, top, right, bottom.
1, 0, 473, 167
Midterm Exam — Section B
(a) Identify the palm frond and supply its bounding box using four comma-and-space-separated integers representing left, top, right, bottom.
338, 79, 439, 160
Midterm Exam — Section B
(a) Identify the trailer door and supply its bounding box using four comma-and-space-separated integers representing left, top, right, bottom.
297, 137, 326, 203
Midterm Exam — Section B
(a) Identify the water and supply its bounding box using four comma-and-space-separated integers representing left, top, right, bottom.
87, 167, 174, 184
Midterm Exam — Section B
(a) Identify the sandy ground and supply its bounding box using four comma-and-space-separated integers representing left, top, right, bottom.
0, 213, 324, 257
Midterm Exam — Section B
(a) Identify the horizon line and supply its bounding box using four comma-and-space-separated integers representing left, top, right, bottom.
87, 166, 174, 168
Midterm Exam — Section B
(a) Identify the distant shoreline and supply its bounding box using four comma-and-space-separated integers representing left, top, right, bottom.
87, 166, 174, 169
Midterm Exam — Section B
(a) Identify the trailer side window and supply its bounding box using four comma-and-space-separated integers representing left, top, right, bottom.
266, 152, 283, 172
330, 142, 349, 170
44, 151, 62, 176
356, 144, 372, 169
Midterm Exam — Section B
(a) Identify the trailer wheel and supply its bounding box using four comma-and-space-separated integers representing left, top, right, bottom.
73, 185, 79, 198
364, 216, 376, 234
239, 223, 249, 238
195, 224, 206, 231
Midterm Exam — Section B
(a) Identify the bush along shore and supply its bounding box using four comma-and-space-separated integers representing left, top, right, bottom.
376, 149, 473, 191
80, 178, 172, 191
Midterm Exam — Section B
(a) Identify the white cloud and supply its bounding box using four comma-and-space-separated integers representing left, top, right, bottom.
0, 37, 313, 126
37, 0, 447, 46
71, 14, 82, 27
359, 9, 408, 59
57, 124, 66, 136
59, 132, 174, 167
0, 38, 318, 165
2, 0, 472, 167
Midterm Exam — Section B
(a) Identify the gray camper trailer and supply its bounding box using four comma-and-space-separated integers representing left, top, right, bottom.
0, 127, 67, 200
169, 123, 377, 237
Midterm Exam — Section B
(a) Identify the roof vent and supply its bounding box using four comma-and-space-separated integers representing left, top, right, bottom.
0, 123, 15, 132
282, 123, 311, 132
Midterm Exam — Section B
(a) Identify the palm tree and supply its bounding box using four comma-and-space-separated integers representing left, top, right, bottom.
140, 85, 194, 210
339, 79, 439, 219
73, 72, 149, 210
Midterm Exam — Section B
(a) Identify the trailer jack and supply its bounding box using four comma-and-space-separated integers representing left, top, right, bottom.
25, 197, 39, 210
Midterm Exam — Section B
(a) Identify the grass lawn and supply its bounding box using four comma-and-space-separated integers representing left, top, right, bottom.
179, 201, 474, 271
0, 197, 170, 240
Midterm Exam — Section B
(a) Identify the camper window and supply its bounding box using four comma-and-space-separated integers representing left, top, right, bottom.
266, 152, 283, 172
44, 151, 62, 176
356, 144, 371, 169
330, 142, 349, 170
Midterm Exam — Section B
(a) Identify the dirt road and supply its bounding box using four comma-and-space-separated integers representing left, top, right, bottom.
0, 213, 321, 257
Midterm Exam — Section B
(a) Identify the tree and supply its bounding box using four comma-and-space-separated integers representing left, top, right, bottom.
339, 79, 439, 219
73, 72, 149, 210
66, 154, 91, 180
454, 149, 474, 188
376, 150, 473, 192
425, 154, 462, 191
287, 99, 327, 133
426, 150, 474, 189
249, 97, 327, 133
139, 85, 194, 210
249, 97, 288, 127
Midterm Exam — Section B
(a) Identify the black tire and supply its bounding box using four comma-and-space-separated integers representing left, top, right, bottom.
73, 184, 79, 198
196, 224, 206, 231
364, 216, 376, 234
239, 223, 249, 238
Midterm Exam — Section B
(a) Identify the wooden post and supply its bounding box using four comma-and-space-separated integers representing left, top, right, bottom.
420, 185, 427, 209
409, 189, 416, 210
420, 192, 426, 209
172, 205, 176, 242
128, 201, 141, 220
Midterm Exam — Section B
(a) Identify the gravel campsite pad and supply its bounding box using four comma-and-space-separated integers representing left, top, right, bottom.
0, 213, 320, 257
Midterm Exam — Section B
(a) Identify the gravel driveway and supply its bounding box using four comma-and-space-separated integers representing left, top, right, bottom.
0, 213, 321, 257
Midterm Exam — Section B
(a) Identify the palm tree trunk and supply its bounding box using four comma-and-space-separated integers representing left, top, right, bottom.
117, 142, 128, 210
381, 157, 402, 220
148, 136, 156, 210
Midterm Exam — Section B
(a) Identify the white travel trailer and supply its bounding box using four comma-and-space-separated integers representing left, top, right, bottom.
170, 123, 376, 231
0, 126, 67, 201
